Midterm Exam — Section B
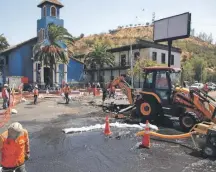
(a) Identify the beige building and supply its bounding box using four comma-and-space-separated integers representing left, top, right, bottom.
83, 40, 181, 88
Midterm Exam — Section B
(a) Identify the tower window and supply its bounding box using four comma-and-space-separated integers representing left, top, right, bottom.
43, 6, 46, 17
38, 29, 45, 42
51, 6, 57, 17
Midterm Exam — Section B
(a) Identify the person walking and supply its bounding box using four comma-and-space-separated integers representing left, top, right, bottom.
88, 83, 91, 95
2, 84, 9, 109
63, 84, 71, 104
33, 85, 39, 105
0, 122, 30, 172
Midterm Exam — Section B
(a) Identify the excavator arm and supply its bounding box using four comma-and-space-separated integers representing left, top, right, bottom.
111, 76, 134, 105
173, 87, 216, 124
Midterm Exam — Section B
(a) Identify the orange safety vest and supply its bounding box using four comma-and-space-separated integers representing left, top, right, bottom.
0, 130, 30, 168
63, 87, 70, 94
33, 89, 38, 95
2, 88, 8, 98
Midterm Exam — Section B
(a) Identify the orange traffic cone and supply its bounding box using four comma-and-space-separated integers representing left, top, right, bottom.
104, 116, 112, 136
140, 120, 150, 148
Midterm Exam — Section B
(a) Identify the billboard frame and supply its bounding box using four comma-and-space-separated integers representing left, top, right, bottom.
153, 12, 191, 67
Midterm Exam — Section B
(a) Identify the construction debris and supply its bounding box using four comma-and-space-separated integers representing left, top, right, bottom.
62, 122, 159, 134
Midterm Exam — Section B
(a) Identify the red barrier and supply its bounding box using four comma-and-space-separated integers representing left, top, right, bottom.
0, 108, 11, 128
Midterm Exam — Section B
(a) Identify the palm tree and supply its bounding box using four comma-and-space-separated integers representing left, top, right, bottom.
84, 43, 115, 83
33, 23, 77, 86
0, 34, 9, 51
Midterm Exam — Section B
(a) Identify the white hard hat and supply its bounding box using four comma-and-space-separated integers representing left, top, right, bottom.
4, 84, 8, 87
8, 122, 23, 132
35, 85, 38, 88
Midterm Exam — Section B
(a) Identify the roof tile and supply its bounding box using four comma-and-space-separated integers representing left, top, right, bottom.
37, 0, 64, 7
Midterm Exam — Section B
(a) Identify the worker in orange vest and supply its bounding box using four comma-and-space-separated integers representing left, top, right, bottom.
203, 83, 208, 94
63, 83, 71, 104
33, 85, 39, 105
0, 122, 30, 172
2, 84, 9, 109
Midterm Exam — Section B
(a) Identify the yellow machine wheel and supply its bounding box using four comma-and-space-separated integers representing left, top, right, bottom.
140, 102, 151, 116
136, 97, 159, 122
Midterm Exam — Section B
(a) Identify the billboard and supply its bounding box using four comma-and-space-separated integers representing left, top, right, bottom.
153, 12, 191, 42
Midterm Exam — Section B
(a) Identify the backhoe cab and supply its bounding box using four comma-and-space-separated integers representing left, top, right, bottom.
135, 67, 216, 131
135, 67, 181, 120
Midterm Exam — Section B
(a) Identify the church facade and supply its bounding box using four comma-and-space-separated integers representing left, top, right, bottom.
0, 0, 84, 87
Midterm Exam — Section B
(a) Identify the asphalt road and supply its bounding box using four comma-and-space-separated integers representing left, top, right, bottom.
0, 96, 216, 172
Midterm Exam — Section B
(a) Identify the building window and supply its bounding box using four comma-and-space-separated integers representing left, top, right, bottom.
43, 6, 47, 17
171, 55, 174, 65
38, 29, 45, 42
51, 6, 57, 17
152, 52, 157, 61
121, 54, 126, 66
161, 53, 166, 64
134, 52, 140, 61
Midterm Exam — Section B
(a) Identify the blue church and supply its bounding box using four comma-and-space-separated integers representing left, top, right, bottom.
0, 0, 84, 87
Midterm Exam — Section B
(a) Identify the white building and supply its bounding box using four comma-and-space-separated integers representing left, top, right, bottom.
84, 40, 181, 88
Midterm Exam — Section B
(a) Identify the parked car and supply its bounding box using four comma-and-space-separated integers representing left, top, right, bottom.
189, 83, 204, 91
206, 82, 216, 91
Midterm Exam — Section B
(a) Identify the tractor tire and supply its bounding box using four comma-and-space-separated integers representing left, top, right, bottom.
202, 144, 216, 157
136, 98, 158, 123
179, 112, 199, 132
131, 108, 137, 118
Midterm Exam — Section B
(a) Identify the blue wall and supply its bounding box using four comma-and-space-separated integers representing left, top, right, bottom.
67, 59, 84, 82
37, 17, 64, 32
7, 40, 36, 83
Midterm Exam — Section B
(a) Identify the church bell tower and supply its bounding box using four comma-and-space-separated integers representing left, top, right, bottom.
34, 0, 66, 86
37, 0, 64, 42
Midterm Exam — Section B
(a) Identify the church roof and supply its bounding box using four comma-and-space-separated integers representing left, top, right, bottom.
37, 0, 64, 8
0, 37, 84, 64
0, 37, 37, 55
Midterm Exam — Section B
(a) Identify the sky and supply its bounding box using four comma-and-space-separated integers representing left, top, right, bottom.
0, 0, 216, 46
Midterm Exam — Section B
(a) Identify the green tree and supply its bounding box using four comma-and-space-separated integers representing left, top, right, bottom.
182, 61, 195, 82
84, 43, 115, 82
191, 56, 207, 82
0, 34, 9, 51
128, 58, 161, 78
33, 23, 75, 86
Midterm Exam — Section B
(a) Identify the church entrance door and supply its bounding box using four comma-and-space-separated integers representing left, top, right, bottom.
44, 67, 51, 87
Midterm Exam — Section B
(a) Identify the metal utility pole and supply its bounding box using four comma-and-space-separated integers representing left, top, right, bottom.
168, 40, 172, 67
130, 44, 134, 88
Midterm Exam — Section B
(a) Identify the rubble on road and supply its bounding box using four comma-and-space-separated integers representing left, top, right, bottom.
11, 109, 18, 114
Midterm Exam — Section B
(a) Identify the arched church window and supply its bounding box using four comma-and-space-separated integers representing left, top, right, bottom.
43, 6, 47, 17
51, 6, 57, 17
38, 29, 45, 42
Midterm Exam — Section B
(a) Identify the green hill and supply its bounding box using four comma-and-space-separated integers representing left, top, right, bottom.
70, 26, 216, 82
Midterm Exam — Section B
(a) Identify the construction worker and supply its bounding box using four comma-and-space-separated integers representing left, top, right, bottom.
63, 84, 71, 104
203, 83, 209, 95
108, 81, 115, 98
33, 85, 39, 105
102, 85, 107, 103
0, 122, 30, 172
156, 74, 168, 89
2, 84, 9, 109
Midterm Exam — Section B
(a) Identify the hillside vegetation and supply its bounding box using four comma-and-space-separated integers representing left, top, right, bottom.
70, 26, 216, 83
